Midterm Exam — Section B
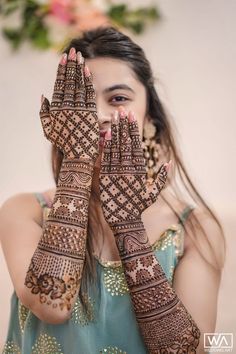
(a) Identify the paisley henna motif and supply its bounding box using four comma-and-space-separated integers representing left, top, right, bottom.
99, 112, 201, 353
25, 48, 99, 312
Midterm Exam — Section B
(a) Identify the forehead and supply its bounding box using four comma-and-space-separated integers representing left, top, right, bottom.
85, 57, 145, 93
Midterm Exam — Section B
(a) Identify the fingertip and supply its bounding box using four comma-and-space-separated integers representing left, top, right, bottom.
105, 129, 112, 140
77, 51, 84, 64
60, 53, 67, 65
112, 110, 119, 124
128, 111, 135, 122
84, 65, 91, 77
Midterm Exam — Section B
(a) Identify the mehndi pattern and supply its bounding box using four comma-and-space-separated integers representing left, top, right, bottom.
99, 112, 201, 353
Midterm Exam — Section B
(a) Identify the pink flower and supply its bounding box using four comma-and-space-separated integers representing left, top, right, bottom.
72, 2, 111, 31
49, 0, 74, 24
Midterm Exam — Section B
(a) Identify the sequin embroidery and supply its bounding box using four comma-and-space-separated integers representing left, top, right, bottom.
2, 341, 21, 354
18, 300, 30, 333
99, 346, 127, 354
103, 266, 129, 296
71, 292, 96, 326
31, 333, 63, 354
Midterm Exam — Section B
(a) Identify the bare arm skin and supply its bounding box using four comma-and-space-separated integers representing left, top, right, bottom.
173, 210, 223, 354
99, 110, 201, 353
0, 48, 99, 324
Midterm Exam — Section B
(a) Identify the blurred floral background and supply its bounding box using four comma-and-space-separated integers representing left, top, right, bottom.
0, 0, 160, 51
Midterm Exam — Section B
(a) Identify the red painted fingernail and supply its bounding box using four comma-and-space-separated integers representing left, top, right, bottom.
165, 160, 172, 171
129, 111, 135, 122
69, 47, 76, 60
120, 109, 126, 119
77, 51, 84, 64
60, 53, 67, 65
84, 66, 90, 77
105, 129, 111, 140
113, 110, 119, 123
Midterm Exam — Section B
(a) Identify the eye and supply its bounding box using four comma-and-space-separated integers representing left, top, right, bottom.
109, 95, 130, 105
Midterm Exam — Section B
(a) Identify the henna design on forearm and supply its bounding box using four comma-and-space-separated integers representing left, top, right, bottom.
25, 159, 93, 311
24, 48, 99, 312
99, 112, 201, 353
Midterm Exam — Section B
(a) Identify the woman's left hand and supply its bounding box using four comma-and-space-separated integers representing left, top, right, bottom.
99, 109, 171, 231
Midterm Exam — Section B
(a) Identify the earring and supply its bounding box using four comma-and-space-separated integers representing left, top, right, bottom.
142, 120, 162, 184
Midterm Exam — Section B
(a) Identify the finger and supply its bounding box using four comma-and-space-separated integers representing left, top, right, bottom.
110, 110, 120, 166
62, 47, 77, 108
101, 130, 112, 174
148, 163, 169, 202
51, 53, 67, 109
119, 109, 133, 169
128, 111, 145, 173
84, 65, 97, 111
75, 51, 86, 109
39, 96, 52, 140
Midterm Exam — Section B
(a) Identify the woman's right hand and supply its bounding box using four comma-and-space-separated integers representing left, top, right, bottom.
39, 47, 100, 162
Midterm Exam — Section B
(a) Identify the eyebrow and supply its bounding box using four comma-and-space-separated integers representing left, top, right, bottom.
103, 84, 135, 94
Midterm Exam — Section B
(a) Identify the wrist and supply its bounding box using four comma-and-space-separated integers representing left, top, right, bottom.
58, 158, 94, 196
112, 218, 144, 236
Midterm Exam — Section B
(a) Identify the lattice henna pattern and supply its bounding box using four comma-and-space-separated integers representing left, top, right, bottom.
99, 113, 201, 353
39, 49, 99, 161
25, 49, 99, 312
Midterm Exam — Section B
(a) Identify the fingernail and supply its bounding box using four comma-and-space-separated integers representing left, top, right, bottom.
105, 129, 111, 140
165, 160, 172, 171
119, 109, 126, 119
84, 65, 90, 77
69, 47, 76, 60
77, 51, 84, 64
128, 111, 135, 122
113, 110, 119, 123
60, 53, 67, 65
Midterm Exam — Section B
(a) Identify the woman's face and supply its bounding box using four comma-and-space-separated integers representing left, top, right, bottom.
86, 57, 148, 139
86, 57, 148, 170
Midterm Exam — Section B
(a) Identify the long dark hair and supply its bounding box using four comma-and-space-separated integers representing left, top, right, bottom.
51, 26, 226, 312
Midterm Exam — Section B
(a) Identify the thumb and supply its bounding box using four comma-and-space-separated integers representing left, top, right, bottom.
146, 161, 171, 205
39, 95, 52, 140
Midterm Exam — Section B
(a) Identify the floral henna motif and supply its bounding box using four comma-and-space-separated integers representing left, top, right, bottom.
25, 48, 99, 312
99, 111, 201, 352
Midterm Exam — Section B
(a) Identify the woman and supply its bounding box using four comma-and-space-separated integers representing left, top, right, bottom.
0, 26, 225, 354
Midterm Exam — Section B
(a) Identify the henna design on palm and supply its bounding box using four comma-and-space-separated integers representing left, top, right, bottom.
99, 111, 201, 353
39, 50, 99, 161
25, 48, 99, 312
99, 112, 168, 229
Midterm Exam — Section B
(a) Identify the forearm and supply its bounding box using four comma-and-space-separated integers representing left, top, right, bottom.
114, 220, 201, 353
24, 157, 93, 316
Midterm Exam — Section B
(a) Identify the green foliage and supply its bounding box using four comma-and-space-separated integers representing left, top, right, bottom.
107, 4, 160, 34
0, 0, 161, 50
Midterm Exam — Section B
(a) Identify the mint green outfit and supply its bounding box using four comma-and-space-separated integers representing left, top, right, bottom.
3, 192, 195, 354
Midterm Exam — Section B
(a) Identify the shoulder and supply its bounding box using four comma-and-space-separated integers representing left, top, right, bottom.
184, 205, 226, 270
0, 189, 54, 231
0, 192, 40, 217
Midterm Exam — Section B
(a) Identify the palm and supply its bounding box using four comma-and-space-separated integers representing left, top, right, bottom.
99, 115, 168, 228
39, 53, 99, 161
